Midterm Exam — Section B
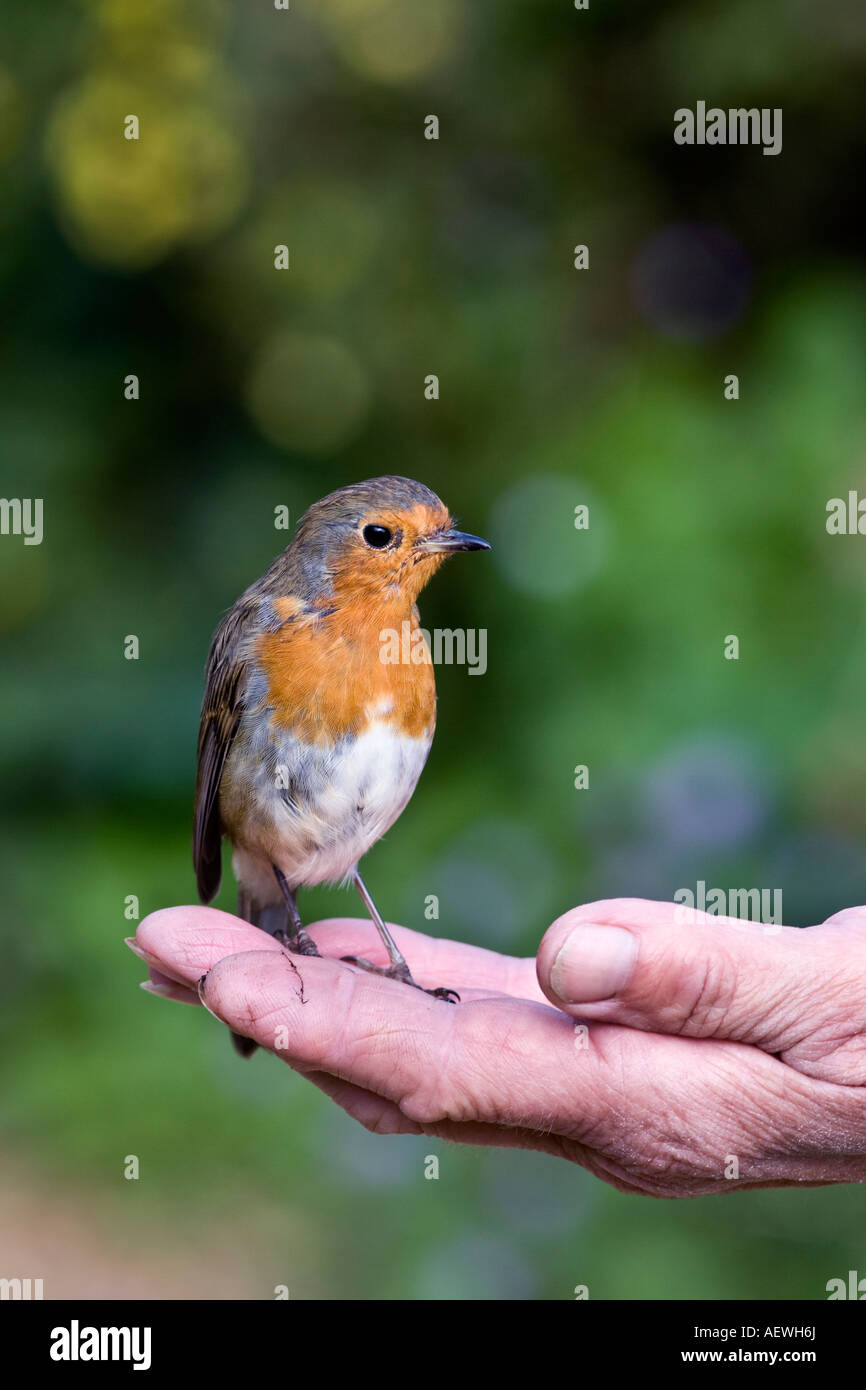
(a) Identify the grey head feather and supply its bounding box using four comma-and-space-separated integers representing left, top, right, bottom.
255, 476, 446, 606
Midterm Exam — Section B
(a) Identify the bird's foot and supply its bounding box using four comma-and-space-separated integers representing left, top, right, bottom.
341, 955, 459, 1003
275, 927, 321, 957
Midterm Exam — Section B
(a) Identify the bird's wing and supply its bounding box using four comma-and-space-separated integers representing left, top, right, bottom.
193, 598, 258, 903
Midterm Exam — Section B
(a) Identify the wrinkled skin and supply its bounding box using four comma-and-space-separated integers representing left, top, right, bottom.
128, 899, 866, 1197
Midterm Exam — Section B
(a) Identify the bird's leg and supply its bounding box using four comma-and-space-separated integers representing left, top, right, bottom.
272, 866, 320, 956
343, 867, 459, 1003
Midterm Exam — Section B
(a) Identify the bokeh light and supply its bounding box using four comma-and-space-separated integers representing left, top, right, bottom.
44, 73, 246, 268
642, 736, 772, 852
630, 223, 753, 342
318, 0, 463, 84
490, 474, 608, 598
245, 330, 370, 454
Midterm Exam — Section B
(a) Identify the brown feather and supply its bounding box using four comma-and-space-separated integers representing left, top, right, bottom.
193, 597, 258, 902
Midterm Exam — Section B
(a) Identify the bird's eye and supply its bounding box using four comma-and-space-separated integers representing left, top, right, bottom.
362, 523, 393, 549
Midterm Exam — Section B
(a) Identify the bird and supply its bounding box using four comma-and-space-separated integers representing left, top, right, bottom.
193, 475, 490, 1055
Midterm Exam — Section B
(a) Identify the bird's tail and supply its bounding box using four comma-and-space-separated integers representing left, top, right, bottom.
228, 889, 291, 1058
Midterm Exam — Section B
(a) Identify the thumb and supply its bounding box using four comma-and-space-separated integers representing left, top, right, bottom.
536, 897, 866, 1061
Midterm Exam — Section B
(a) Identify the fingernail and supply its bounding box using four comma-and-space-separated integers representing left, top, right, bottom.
125, 937, 160, 968
550, 924, 637, 1003
195, 971, 222, 1021
140, 979, 188, 1002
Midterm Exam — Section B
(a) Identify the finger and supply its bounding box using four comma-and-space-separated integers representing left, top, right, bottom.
198, 948, 606, 1136
311, 918, 542, 1000
536, 897, 866, 1071
147, 933, 569, 1156
134, 906, 541, 1000
133, 908, 284, 987
821, 906, 866, 929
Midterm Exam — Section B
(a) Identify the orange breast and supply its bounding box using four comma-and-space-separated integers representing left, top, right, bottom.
256, 595, 437, 744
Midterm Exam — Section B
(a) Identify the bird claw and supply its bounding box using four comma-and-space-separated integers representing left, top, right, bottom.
274, 928, 321, 957
428, 985, 460, 1003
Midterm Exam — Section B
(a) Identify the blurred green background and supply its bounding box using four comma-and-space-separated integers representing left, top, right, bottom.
2, 0, 866, 1299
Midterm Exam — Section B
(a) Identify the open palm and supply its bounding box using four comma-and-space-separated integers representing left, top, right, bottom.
129, 899, 866, 1196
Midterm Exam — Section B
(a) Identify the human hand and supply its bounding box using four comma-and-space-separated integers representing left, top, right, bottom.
127, 899, 866, 1196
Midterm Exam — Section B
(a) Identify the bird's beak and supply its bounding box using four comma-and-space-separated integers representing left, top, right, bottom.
416, 528, 491, 555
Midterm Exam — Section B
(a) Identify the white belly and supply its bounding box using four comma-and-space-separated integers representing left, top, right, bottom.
228, 719, 433, 898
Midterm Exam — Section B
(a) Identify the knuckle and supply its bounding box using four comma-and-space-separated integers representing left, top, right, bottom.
672, 953, 734, 1035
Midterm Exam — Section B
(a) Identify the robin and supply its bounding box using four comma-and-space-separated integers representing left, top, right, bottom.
194, 475, 490, 1054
